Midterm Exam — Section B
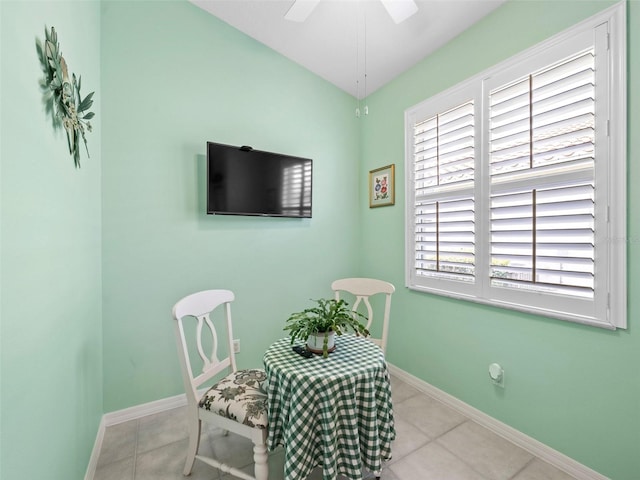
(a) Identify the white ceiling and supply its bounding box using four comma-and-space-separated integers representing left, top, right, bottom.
190, 0, 507, 99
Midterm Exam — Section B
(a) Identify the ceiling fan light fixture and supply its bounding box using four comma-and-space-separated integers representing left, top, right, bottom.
380, 0, 418, 24
284, 0, 321, 22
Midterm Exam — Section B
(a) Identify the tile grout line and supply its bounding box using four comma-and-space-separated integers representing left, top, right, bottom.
432, 418, 546, 480
433, 439, 491, 480
386, 437, 434, 469
131, 418, 140, 479
432, 420, 495, 480
508, 457, 536, 480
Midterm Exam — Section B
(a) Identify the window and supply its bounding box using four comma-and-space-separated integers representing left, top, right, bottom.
405, 3, 626, 329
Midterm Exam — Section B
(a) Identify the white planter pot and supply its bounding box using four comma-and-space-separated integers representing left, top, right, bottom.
306, 331, 336, 355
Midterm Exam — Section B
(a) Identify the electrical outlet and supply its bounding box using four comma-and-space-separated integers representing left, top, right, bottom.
489, 363, 505, 388
233, 339, 240, 354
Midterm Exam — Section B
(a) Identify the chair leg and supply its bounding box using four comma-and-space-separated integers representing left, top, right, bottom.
252, 441, 269, 480
183, 413, 202, 476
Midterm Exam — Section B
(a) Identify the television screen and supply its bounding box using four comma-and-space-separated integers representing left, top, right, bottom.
207, 142, 312, 218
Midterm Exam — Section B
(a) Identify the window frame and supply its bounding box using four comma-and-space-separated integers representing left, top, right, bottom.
404, 2, 626, 329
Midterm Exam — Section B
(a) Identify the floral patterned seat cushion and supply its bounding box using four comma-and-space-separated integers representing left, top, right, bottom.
198, 368, 268, 429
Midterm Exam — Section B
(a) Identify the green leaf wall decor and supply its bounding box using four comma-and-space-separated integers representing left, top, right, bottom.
36, 26, 95, 168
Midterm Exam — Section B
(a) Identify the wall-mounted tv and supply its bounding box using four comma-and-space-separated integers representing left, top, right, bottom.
206, 142, 312, 218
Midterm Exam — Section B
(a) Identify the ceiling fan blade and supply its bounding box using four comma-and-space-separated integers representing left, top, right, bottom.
380, 0, 418, 24
284, 0, 322, 22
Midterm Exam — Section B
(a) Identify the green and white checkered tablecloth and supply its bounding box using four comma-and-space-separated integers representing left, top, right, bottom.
263, 335, 396, 480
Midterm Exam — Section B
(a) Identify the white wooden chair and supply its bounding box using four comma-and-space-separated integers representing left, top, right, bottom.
331, 278, 395, 354
172, 289, 268, 480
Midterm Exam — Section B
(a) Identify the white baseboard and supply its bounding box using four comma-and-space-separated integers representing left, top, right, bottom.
103, 391, 189, 427
387, 364, 609, 480
85, 368, 608, 480
84, 416, 105, 480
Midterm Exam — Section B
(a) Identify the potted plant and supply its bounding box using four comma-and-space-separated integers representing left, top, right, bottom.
284, 298, 369, 357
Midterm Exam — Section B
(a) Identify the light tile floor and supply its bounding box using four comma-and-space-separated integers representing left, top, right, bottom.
93, 376, 577, 480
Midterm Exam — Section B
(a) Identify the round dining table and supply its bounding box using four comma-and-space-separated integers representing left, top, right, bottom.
263, 334, 396, 480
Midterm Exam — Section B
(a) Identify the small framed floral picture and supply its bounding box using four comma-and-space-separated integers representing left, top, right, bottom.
369, 164, 395, 208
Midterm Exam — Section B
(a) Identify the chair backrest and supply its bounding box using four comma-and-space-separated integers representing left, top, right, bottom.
172, 289, 238, 404
331, 278, 395, 353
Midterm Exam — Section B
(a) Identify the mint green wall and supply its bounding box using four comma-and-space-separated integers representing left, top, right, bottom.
0, 1, 103, 479
360, 1, 639, 478
3, 1, 635, 479
100, 1, 360, 411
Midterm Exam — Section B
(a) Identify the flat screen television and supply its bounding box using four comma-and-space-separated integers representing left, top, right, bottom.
206, 142, 312, 218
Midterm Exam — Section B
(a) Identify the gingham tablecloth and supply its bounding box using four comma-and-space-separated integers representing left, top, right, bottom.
263, 335, 395, 480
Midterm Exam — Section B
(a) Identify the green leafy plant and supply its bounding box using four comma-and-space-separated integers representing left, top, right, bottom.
37, 26, 95, 168
284, 298, 369, 357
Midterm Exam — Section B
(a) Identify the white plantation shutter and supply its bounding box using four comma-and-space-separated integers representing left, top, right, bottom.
490, 182, 595, 297
489, 51, 596, 299
414, 101, 475, 192
489, 53, 596, 178
405, 3, 626, 328
415, 197, 475, 281
410, 99, 478, 291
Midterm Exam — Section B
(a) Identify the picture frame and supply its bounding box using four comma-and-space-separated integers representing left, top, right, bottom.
369, 164, 395, 208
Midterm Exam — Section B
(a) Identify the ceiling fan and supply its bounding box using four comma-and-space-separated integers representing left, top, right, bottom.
285, 0, 419, 24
